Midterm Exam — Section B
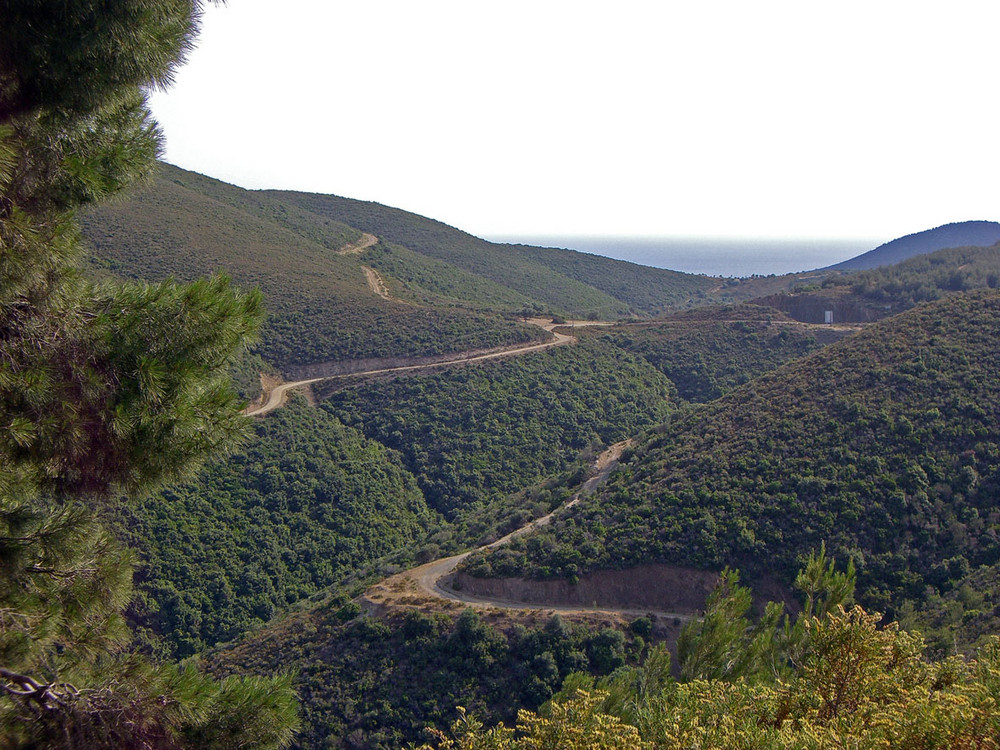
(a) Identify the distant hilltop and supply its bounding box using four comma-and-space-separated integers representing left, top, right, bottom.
828, 220, 1000, 271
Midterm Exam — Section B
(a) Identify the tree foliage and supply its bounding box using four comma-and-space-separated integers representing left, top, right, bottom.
206, 606, 643, 750
0, 1, 297, 746
422, 560, 1000, 749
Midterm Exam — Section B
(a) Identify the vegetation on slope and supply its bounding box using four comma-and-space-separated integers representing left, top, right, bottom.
419, 554, 1000, 750
830, 242, 1000, 309
205, 606, 644, 750
596, 304, 852, 402
900, 561, 1000, 657
321, 338, 677, 517
829, 220, 1000, 270
363, 241, 535, 310
80, 165, 545, 369
503, 243, 718, 316
108, 336, 681, 660
262, 189, 714, 317
423, 608, 1000, 749
740, 243, 1000, 325
464, 292, 1000, 616
109, 399, 435, 659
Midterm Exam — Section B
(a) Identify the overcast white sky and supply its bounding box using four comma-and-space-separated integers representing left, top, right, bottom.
150, 1, 1000, 244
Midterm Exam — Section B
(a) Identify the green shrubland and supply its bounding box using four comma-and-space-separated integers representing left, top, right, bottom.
465, 292, 1000, 619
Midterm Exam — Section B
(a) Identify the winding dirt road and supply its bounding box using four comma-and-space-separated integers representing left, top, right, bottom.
364, 440, 696, 622
246, 314, 700, 622
245, 319, 608, 416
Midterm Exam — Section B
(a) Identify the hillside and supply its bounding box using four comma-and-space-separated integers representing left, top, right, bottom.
108, 399, 435, 658
79, 165, 544, 370
79, 164, 718, 375
591, 304, 853, 402
264, 188, 717, 317
462, 291, 1000, 615
828, 220, 1000, 270
74, 164, 1000, 748
747, 242, 1000, 324
321, 336, 677, 518
205, 606, 646, 749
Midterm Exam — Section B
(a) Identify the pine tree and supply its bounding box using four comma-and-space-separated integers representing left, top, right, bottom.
0, 2, 298, 746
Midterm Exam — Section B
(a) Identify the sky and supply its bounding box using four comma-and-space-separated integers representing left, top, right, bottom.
150, 1, 1000, 245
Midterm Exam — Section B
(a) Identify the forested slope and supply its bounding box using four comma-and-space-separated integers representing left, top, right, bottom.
79, 163, 723, 376
205, 607, 645, 749
109, 337, 680, 660
465, 291, 1000, 614
595, 305, 852, 402
747, 243, 1000, 324
109, 399, 435, 658
322, 337, 677, 517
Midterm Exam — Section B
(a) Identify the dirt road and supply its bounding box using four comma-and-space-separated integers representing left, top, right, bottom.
362, 265, 391, 300
337, 232, 378, 255
244, 320, 598, 416
363, 442, 696, 622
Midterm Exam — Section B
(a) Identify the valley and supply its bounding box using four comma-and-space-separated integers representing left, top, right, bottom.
35, 162, 1000, 747
360, 439, 700, 621
9, 7, 1000, 747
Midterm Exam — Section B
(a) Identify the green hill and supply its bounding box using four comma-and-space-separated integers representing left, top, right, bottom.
264, 188, 716, 317
592, 304, 853, 402
734, 243, 1000, 325
322, 336, 677, 518
204, 607, 644, 749
79, 164, 717, 374
109, 335, 680, 659
464, 291, 1000, 614
108, 399, 435, 658
79, 165, 544, 369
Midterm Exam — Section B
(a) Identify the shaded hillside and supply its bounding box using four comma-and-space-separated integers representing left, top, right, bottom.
464, 291, 1000, 614
80, 165, 542, 369
831, 242, 1000, 308
900, 562, 1000, 656
829, 220, 1000, 270
205, 607, 644, 750
751, 243, 1000, 324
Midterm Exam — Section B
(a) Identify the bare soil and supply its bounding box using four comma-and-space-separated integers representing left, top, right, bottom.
362, 265, 391, 300
450, 564, 718, 615
337, 232, 378, 255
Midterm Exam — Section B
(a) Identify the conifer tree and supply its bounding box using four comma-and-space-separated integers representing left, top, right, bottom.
0, 2, 297, 746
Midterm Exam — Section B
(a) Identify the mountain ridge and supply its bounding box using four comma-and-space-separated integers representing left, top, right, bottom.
827, 220, 1000, 270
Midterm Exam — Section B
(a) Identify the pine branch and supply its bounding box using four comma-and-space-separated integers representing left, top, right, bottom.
0, 667, 78, 710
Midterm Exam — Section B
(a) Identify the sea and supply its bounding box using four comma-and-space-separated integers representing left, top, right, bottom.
488, 236, 883, 278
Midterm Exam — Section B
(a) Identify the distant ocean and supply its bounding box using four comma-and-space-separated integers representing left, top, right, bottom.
488, 236, 883, 278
